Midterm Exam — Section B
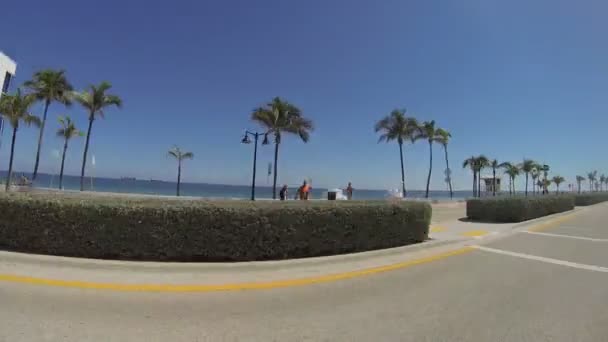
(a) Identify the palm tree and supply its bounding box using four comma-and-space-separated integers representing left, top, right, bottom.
168, 146, 193, 196
521, 159, 536, 196
375, 109, 419, 198
540, 164, 550, 194
552, 176, 565, 194
24, 69, 73, 180
415, 120, 444, 198
530, 167, 540, 195
0, 89, 41, 191
72, 82, 122, 191
490, 159, 499, 196
56, 116, 83, 190
499, 162, 519, 195
587, 171, 597, 192
575, 175, 585, 194
252, 97, 313, 199
475, 155, 489, 197
463, 156, 477, 197
542, 179, 552, 193
600, 174, 606, 192
435, 128, 453, 199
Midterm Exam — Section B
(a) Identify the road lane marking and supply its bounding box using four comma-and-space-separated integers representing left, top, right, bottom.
523, 231, 608, 242
430, 226, 447, 233
0, 247, 475, 292
473, 246, 608, 273
527, 212, 580, 232
462, 230, 489, 238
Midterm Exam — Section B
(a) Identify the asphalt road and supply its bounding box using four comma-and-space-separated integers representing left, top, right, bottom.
1, 205, 608, 341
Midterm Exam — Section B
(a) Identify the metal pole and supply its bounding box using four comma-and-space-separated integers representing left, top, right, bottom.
251, 133, 258, 201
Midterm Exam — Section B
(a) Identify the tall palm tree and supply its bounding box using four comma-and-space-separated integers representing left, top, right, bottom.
499, 162, 519, 195
415, 120, 444, 198
576, 175, 585, 194
0, 89, 41, 191
587, 171, 597, 192
56, 116, 83, 190
552, 176, 565, 194
375, 109, 419, 198
475, 155, 489, 197
521, 159, 536, 196
168, 146, 193, 196
600, 174, 606, 192
463, 156, 477, 197
490, 159, 499, 196
530, 167, 540, 195
435, 128, 453, 199
24, 69, 73, 180
540, 164, 550, 194
72, 82, 122, 191
252, 97, 313, 199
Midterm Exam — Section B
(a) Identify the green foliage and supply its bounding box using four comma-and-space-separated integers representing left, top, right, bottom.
571, 193, 608, 206
375, 109, 419, 145
168, 146, 194, 161
72, 81, 122, 120
0, 193, 431, 261
57, 116, 83, 140
0, 89, 41, 129
251, 97, 313, 143
466, 196, 574, 223
24, 69, 73, 105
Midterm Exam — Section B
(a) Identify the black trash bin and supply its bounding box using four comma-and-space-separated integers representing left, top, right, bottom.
327, 191, 337, 200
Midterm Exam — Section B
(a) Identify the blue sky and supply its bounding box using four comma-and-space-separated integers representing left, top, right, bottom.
1, 0, 607, 190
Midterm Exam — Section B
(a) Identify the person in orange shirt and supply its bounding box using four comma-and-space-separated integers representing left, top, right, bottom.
299, 180, 310, 200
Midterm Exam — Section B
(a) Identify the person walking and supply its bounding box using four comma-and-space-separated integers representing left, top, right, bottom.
346, 182, 354, 200
279, 184, 288, 201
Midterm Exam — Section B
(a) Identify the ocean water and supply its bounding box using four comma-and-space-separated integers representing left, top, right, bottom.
3, 172, 471, 200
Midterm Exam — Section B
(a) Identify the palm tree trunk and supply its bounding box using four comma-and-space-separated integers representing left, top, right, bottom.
512, 176, 516, 195
80, 117, 94, 191
443, 146, 453, 199
59, 138, 68, 190
472, 172, 477, 198
32, 100, 50, 181
272, 142, 280, 200
399, 142, 406, 197
425, 141, 432, 198
176, 160, 181, 196
478, 172, 482, 197
492, 167, 496, 196
6, 127, 18, 191
525, 173, 529, 196
556, 184, 559, 194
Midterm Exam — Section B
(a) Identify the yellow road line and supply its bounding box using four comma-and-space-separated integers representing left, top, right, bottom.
430, 226, 447, 233
527, 212, 579, 232
0, 247, 474, 292
462, 230, 489, 237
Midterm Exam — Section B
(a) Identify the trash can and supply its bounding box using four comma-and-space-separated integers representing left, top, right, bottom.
327, 191, 337, 200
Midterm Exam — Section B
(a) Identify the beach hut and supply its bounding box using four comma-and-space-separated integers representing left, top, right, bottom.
480, 176, 501, 194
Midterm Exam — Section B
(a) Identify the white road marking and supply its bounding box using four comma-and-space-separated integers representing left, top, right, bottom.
523, 231, 608, 242
473, 246, 608, 273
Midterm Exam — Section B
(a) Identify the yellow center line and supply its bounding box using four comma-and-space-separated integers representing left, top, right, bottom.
0, 247, 475, 292
462, 230, 489, 237
430, 226, 447, 233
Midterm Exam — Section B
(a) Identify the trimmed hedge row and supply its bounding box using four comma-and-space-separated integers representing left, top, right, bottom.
0, 192, 431, 261
572, 193, 608, 206
466, 196, 574, 223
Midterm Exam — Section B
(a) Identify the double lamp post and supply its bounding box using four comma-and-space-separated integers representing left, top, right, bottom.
241, 130, 269, 200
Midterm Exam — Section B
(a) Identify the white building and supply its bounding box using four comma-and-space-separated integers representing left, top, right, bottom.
0, 52, 17, 96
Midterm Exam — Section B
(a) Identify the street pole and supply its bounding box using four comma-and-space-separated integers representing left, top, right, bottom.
251, 132, 258, 201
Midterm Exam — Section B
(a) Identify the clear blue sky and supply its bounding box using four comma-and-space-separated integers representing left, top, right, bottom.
2, 0, 607, 190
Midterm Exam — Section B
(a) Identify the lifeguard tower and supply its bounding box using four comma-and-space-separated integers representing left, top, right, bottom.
480, 176, 501, 195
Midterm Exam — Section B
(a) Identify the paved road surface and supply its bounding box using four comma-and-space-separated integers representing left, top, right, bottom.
1, 204, 608, 341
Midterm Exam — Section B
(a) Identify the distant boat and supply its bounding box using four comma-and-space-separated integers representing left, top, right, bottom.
149, 179, 163, 183
120, 177, 136, 181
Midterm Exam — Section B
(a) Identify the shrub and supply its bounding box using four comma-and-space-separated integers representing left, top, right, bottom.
0, 192, 431, 262
572, 193, 608, 206
466, 195, 574, 223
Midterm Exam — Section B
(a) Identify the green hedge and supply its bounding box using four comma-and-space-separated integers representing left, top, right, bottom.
572, 193, 608, 206
466, 196, 574, 223
0, 192, 431, 261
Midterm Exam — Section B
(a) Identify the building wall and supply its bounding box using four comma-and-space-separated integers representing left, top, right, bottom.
0, 52, 17, 95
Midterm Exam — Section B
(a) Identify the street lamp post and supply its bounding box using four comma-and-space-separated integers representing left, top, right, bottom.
241, 131, 268, 200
